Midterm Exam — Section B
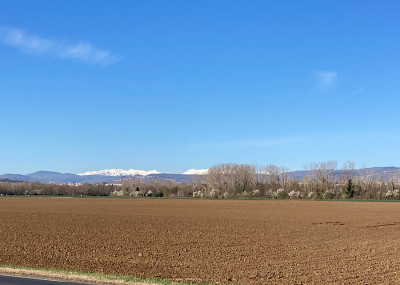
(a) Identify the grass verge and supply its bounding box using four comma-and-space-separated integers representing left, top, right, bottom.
0, 264, 214, 285
3, 195, 400, 202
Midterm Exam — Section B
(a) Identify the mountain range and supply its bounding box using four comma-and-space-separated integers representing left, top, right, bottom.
0, 169, 203, 184
0, 167, 399, 184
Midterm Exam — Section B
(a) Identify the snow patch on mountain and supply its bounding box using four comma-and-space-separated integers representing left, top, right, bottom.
78, 169, 160, 176
182, 168, 209, 175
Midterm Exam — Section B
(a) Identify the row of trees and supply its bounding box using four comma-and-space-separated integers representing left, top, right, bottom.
202, 162, 400, 200
0, 181, 117, 196
1, 162, 400, 200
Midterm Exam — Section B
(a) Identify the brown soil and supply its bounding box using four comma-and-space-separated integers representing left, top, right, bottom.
1, 197, 400, 284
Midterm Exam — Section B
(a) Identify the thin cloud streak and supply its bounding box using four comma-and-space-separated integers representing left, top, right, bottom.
192, 136, 307, 148
190, 129, 400, 151
0, 26, 121, 66
313, 70, 338, 90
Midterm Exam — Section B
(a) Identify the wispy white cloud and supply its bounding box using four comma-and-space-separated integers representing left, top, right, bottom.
0, 26, 121, 66
351, 89, 363, 96
313, 70, 338, 90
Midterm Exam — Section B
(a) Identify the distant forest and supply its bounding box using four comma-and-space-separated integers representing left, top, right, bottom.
2, 162, 400, 200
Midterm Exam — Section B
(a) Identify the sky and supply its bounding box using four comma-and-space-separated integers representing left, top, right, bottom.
1, 0, 400, 174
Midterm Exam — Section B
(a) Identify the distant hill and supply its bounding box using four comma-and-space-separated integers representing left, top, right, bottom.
0, 171, 197, 184
27, 171, 84, 183
0, 167, 399, 184
288, 167, 400, 180
0, 171, 117, 184
0, 174, 32, 182
0, 178, 19, 183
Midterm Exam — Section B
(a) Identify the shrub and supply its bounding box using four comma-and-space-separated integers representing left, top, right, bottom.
308, 191, 316, 199
276, 188, 288, 199
323, 190, 335, 199
193, 191, 203, 198
177, 189, 187, 198
288, 190, 300, 199
267, 189, 276, 198
314, 188, 324, 199
343, 179, 355, 198
384, 189, 399, 200
112, 189, 124, 196
208, 189, 218, 198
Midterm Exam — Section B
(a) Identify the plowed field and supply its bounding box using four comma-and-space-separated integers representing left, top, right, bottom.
1, 197, 400, 284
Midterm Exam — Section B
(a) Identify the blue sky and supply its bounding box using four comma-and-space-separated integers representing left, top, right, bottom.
1, 0, 400, 174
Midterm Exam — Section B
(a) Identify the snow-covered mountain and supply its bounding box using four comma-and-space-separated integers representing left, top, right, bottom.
182, 168, 209, 175
0, 171, 198, 184
78, 168, 160, 176
0, 168, 206, 184
78, 168, 209, 176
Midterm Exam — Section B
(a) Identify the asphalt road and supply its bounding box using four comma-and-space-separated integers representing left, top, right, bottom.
0, 275, 95, 285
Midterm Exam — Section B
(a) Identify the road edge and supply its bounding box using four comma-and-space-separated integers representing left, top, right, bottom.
0, 266, 163, 285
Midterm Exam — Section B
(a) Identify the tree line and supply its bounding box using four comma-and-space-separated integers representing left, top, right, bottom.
1, 162, 400, 200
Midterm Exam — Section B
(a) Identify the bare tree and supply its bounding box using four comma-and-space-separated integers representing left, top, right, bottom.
304, 161, 337, 198
207, 163, 256, 197
341, 161, 356, 198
